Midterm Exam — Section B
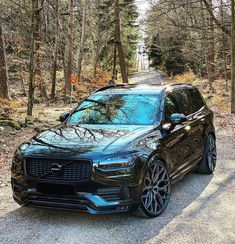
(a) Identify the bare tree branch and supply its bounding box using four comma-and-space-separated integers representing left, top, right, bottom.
201, 0, 230, 36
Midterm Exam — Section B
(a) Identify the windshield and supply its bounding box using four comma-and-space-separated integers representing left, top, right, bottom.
67, 93, 161, 125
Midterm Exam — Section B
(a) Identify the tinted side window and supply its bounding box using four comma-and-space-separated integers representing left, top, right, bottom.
188, 89, 204, 113
177, 89, 204, 115
175, 90, 191, 116
164, 91, 181, 122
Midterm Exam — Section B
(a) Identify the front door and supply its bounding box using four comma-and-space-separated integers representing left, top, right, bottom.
160, 91, 191, 181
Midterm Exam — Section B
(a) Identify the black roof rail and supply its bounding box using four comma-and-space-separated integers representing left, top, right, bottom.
92, 85, 115, 94
91, 82, 193, 95
92, 83, 135, 94
168, 83, 193, 87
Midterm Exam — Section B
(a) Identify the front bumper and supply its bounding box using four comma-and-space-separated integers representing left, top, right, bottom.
11, 165, 142, 214
13, 191, 131, 214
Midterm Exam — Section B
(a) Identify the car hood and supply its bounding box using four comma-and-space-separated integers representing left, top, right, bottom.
20, 124, 159, 158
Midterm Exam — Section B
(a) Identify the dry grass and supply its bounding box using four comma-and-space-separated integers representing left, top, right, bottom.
172, 71, 197, 84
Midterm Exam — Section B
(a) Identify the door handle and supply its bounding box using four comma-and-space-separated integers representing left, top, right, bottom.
184, 125, 191, 132
188, 117, 194, 122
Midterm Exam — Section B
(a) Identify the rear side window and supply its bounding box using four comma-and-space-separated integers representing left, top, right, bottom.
164, 91, 181, 122
188, 89, 204, 112
176, 88, 204, 116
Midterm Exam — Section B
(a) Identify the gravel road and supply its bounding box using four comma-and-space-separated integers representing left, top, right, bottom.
129, 70, 168, 85
0, 71, 235, 244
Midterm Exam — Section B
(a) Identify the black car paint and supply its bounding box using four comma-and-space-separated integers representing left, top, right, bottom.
11, 84, 215, 214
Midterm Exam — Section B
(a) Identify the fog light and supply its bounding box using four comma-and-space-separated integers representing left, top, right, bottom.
120, 186, 131, 200
117, 206, 129, 211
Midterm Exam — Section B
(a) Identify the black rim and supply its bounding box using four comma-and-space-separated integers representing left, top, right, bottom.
207, 136, 217, 172
141, 161, 170, 215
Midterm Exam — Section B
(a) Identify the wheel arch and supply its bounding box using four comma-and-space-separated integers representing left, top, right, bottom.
204, 124, 216, 142
139, 153, 169, 186
209, 131, 216, 140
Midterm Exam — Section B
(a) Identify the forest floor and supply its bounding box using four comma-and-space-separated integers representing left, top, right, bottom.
0, 71, 235, 243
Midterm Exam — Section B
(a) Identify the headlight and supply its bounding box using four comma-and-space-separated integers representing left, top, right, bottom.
98, 154, 139, 169
11, 149, 24, 172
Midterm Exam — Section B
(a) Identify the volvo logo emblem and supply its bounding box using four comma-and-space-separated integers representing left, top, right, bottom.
50, 163, 62, 175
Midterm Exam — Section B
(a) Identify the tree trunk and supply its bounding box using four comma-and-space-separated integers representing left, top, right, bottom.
65, 0, 74, 98
0, 23, 10, 99
114, 0, 128, 84
77, 0, 87, 81
231, 0, 235, 113
27, 0, 36, 116
92, 39, 101, 79
35, 0, 48, 100
200, 0, 207, 78
112, 41, 117, 83
206, 0, 215, 91
51, 0, 60, 100
92, 0, 101, 80
220, 0, 228, 91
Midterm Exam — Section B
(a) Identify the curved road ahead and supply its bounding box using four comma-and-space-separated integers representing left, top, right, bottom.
129, 70, 168, 85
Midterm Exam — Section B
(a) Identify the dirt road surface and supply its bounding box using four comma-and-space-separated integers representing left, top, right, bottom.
129, 70, 168, 84
0, 71, 235, 244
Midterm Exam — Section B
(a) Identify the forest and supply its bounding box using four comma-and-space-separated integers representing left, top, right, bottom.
144, 0, 235, 113
145, 0, 233, 91
0, 0, 235, 120
0, 0, 138, 117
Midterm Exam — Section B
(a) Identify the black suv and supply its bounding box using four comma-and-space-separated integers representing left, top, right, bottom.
11, 84, 216, 217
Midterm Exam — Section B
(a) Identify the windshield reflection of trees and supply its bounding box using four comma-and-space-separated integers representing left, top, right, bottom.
69, 94, 158, 125
28, 94, 159, 154
31, 124, 127, 154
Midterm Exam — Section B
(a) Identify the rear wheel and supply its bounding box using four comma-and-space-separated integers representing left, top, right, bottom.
133, 160, 171, 218
197, 134, 217, 174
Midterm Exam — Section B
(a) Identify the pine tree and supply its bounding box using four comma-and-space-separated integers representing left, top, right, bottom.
148, 35, 163, 69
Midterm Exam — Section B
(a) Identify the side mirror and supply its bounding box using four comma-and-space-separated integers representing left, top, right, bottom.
59, 112, 70, 122
170, 113, 187, 126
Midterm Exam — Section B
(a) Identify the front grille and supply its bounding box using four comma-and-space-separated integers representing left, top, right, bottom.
26, 158, 92, 182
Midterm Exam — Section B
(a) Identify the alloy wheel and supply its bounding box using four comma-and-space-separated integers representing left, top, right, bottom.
207, 136, 217, 172
141, 161, 171, 216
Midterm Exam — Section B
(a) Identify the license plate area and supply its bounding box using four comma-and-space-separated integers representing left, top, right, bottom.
37, 183, 75, 195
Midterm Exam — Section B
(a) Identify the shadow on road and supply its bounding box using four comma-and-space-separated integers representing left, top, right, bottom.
0, 171, 220, 243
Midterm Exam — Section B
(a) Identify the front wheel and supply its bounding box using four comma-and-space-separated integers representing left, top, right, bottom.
133, 160, 171, 218
197, 134, 217, 174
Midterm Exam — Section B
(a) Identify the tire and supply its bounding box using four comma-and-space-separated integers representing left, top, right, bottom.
197, 134, 217, 174
132, 160, 171, 218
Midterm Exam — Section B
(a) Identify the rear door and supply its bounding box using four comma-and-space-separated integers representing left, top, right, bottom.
176, 88, 205, 165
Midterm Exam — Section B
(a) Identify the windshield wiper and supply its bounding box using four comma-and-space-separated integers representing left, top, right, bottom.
84, 99, 107, 107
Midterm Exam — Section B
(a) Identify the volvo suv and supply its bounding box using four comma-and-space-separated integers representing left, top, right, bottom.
11, 84, 216, 217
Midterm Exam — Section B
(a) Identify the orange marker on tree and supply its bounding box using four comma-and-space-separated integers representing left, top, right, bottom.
70, 74, 78, 85
70, 74, 78, 105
